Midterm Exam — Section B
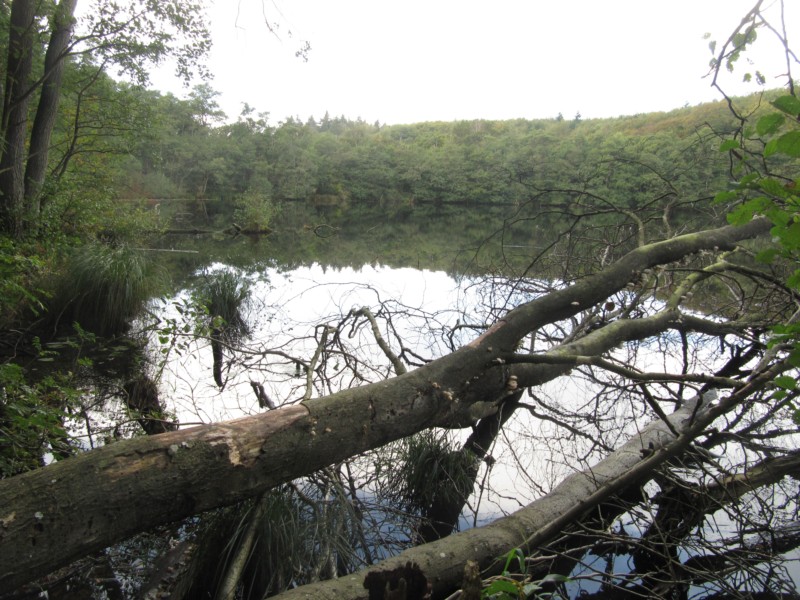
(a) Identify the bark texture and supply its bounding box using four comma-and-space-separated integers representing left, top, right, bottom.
23, 0, 78, 220
0, 0, 36, 235
273, 397, 707, 599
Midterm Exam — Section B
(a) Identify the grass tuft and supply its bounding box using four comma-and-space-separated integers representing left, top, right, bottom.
382, 430, 477, 513
46, 244, 163, 337
194, 269, 251, 342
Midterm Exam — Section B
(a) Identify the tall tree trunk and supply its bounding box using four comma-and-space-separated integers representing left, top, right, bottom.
0, 0, 36, 236
24, 0, 78, 223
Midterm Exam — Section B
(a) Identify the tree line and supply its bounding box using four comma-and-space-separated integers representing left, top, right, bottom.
122, 87, 748, 225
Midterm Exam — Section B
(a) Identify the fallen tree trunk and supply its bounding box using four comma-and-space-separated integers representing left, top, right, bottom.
0, 219, 771, 590
272, 355, 789, 599
274, 394, 710, 599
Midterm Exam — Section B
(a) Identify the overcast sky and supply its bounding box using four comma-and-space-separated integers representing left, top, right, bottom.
148, 0, 795, 126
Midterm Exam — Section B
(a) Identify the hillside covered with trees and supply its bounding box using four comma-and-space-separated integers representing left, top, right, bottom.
118, 88, 747, 232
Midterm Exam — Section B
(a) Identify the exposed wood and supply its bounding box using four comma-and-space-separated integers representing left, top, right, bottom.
273, 395, 710, 599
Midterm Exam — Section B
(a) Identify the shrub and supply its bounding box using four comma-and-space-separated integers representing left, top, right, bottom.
381, 430, 477, 513
233, 189, 276, 232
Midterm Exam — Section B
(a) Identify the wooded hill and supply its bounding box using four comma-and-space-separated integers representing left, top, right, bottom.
5, 3, 800, 599
108, 88, 774, 279
122, 87, 757, 224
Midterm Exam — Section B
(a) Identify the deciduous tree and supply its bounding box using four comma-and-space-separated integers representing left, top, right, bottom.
0, 0, 211, 236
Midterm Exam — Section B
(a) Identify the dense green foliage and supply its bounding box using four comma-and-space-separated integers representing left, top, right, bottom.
122, 94, 746, 226
98, 88, 758, 279
713, 92, 800, 414
0, 83, 774, 484
45, 243, 164, 337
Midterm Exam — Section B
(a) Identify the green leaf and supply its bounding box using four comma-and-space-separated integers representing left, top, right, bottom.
540, 574, 571, 583
739, 173, 761, 186
772, 95, 800, 116
483, 579, 519, 595
760, 177, 789, 198
775, 131, 800, 157
727, 197, 770, 225
772, 222, 800, 252
500, 548, 525, 574
756, 113, 785, 136
787, 269, 800, 290
765, 206, 791, 227
764, 138, 780, 158
719, 139, 740, 152
774, 376, 797, 390
714, 190, 739, 204
755, 247, 780, 263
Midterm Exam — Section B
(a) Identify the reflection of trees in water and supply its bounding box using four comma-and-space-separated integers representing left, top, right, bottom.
8, 79, 800, 600
147, 219, 799, 598
156, 176, 730, 290
6, 213, 800, 598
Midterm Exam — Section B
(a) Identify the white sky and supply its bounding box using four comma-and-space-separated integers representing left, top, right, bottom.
149, 0, 795, 125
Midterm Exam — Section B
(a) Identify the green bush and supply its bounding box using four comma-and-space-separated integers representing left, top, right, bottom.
0, 363, 77, 477
233, 188, 276, 232
0, 237, 48, 330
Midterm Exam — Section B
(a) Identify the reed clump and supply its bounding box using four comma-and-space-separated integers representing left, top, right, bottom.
46, 244, 163, 337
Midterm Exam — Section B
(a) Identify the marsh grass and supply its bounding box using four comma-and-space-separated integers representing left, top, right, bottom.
46, 244, 163, 337
185, 485, 362, 598
193, 269, 252, 387
194, 269, 251, 342
381, 430, 477, 514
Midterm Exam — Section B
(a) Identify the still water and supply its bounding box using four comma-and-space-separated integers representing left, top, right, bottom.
148, 255, 799, 594
159, 263, 473, 422
153, 261, 574, 522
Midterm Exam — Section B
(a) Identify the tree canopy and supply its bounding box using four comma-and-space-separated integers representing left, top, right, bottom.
0, 0, 211, 237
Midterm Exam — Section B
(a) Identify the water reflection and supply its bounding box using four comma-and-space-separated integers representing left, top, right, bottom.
159, 263, 476, 424
151, 260, 800, 596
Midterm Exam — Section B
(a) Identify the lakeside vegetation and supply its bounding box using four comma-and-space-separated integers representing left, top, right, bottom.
3, 2, 800, 599
2, 73, 767, 336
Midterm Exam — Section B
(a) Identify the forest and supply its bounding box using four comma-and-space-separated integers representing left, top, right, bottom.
2, 1, 800, 599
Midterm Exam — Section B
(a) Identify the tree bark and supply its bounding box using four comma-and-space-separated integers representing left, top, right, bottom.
24, 0, 78, 222
272, 395, 712, 599
415, 392, 522, 544
0, 0, 36, 236
0, 219, 771, 590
